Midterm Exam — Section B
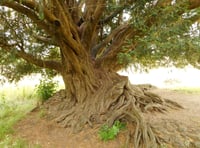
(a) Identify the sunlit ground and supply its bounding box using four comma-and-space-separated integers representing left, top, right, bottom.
0, 65, 200, 89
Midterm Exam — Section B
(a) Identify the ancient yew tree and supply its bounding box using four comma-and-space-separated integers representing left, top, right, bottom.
0, 0, 200, 147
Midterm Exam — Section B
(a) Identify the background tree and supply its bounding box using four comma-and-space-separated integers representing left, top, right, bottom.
0, 0, 200, 147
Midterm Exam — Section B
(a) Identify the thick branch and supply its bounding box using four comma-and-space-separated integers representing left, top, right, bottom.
91, 24, 131, 58
93, 0, 106, 22
101, 25, 132, 58
33, 35, 58, 46
189, 0, 200, 9
17, 50, 62, 72
0, 42, 62, 72
80, 0, 106, 51
95, 25, 133, 70
59, 0, 81, 44
13, 0, 58, 23
52, 0, 85, 57
66, 0, 81, 24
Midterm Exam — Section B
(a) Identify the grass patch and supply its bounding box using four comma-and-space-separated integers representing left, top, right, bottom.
171, 87, 200, 93
0, 135, 28, 148
0, 85, 37, 147
0, 135, 41, 148
0, 101, 34, 139
0, 85, 37, 101
0, 77, 63, 147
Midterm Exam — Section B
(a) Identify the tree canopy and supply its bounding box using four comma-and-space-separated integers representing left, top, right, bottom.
0, 0, 200, 82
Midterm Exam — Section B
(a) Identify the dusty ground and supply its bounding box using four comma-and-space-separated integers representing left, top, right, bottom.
14, 89, 200, 148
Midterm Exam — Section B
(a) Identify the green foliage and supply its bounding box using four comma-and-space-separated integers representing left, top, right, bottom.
117, 1, 200, 70
98, 120, 126, 141
36, 77, 58, 102
117, 52, 132, 68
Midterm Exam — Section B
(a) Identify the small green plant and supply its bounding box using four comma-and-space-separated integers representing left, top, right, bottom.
98, 120, 126, 141
36, 77, 58, 102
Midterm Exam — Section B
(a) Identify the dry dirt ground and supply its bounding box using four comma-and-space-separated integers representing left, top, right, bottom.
13, 89, 200, 148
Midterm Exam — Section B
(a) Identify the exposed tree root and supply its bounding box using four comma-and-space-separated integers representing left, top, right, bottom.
42, 75, 182, 148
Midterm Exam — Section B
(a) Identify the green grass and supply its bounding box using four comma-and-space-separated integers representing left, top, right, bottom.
0, 135, 41, 148
0, 79, 63, 147
0, 99, 34, 139
0, 85, 37, 100
1, 135, 28, 148
171, 87, 200, 93
0, 85, 37, 147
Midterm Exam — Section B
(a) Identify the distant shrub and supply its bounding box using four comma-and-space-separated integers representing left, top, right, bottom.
36, 77, 57, 102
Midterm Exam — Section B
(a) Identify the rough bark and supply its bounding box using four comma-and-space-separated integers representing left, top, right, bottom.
41, 69, 182, 148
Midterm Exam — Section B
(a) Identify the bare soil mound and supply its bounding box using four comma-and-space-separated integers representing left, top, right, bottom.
14, 89, 200, 148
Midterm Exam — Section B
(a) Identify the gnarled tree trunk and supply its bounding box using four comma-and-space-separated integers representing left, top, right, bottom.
43, 58, 181, 147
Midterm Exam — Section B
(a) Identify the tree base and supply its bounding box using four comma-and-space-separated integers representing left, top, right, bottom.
41, 75, 182, 148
